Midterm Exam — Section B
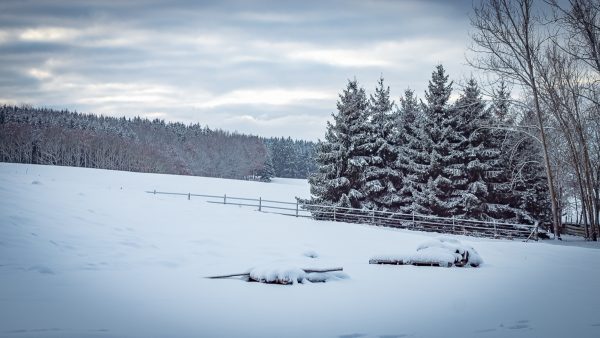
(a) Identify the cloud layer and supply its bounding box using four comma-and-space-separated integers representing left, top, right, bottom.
0, 0, 473, 140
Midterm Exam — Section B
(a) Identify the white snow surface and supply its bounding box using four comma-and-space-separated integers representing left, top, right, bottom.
1, 163, 600, 338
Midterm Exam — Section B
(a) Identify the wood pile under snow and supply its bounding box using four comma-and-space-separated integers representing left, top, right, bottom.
369, 237, 483, 267
207, 266, 347, 285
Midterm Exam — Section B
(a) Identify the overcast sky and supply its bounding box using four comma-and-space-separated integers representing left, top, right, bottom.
0, 0, 475, 140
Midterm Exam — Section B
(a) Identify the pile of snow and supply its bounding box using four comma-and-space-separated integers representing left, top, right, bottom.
416, 236, 483, 267
248, 263, 348, 285
370, 236, 483, 267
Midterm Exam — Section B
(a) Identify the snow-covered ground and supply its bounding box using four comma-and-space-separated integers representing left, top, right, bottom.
1, 163, 599, 338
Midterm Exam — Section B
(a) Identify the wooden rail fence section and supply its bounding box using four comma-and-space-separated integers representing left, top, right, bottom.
563, 224, 587, 237
147, 190, 537, 240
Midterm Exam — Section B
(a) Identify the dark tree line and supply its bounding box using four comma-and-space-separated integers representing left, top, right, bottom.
0, 105, 316, 181
263, 137, 317, 179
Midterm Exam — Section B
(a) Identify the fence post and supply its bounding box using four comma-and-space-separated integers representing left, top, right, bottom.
493, 220, 497, 238
333, 206, 336, 222
296, 202, 299, 217
259, 197, 262, 212
371, 209, 375, 225
188, 192, 190, 200
534, 221, 539, 241
224, 194, 227, 204
452, 216, 455, 233
412, 212, 415, 228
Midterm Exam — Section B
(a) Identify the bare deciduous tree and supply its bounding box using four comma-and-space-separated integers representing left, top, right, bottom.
468, 0, 562, 237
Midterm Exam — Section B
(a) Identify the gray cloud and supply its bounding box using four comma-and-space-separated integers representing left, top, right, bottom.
0, 0, 473, 140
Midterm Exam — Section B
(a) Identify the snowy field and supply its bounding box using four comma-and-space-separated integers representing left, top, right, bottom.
1, 163, 600, 338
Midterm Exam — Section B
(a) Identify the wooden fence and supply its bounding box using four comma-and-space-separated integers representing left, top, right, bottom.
147, 190, 537, 240
562, 223, 587, 237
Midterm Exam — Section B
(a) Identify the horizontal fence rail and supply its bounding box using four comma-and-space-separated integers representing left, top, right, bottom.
562, 223, 587, 237
146, 190, 537, 240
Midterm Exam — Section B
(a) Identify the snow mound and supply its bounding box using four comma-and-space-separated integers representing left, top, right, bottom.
248, 263, 348, 285
417, 236, 483, 266
370, 237, 483, 267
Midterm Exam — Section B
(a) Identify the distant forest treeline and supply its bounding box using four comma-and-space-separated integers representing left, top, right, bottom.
0, 105, 316, 180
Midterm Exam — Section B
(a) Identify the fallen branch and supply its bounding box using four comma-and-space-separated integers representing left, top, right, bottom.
302, 267, 343, 273
369, 258, 452, 268
206, 267, 343, 280
206, 273, 250, 279
368, 258, 405, 265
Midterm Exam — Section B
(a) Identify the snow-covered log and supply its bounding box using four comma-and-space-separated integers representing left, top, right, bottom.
206, 267, 346, 285
369, 237, 483, 268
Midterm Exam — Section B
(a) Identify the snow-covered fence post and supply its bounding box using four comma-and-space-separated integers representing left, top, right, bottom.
333, 206, 336, 222
259, 197, 261, 212
534, 221, 539, 241
493, 220, 497, 238
412, 212, 415, 228
371, 209, 375, 225
224, 194, 227, 204
295, 202, 299, 217
188, 192, 190, 200
452, 216, 455, 233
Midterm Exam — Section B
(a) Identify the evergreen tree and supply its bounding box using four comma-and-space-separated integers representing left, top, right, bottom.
454, 78, 505, 220
263, 137, 316, 179
491, 80, 512, 123
394, 88, 426, 213
280, 137, 299, 178
485, 85, 550, 224
359, 76, 400, 210
486, 80, 522, 221
307, 79, 370, 208
416, 65, 463, 217
510, 110, 552, 225
258, 152, 275, 182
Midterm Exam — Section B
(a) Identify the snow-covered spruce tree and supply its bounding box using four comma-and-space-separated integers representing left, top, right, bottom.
394, 88, 427, 214
257, 151, 275, 182
280, 137, 300, 178
263, 137, 316, 179
509, 110, 552, 225
416, 65, 463, 217
358, 76, 401, 210
486, 80, 524, 222
453, 78, 508, 220
268, 137, 297, 178
481, 83, 550, 225
306, 79, 370, 209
